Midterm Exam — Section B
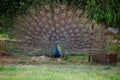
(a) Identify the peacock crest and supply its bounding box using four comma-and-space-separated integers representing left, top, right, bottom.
12, 0, 107, 55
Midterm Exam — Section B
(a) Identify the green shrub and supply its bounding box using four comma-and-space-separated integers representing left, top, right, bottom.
107, 45, 120, 54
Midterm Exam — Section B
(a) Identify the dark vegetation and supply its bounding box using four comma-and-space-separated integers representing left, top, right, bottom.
0, 0, 120, 34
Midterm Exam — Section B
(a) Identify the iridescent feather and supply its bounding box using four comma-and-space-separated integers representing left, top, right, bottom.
13, 0, 106, 55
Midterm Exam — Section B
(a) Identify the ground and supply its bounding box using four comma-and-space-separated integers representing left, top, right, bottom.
0, 64, 120, 80
0, 55, 120, 80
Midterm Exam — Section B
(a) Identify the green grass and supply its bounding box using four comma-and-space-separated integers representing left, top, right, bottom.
0, 64, 120, 80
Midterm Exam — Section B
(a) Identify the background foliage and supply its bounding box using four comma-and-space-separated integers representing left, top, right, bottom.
0, 0, 34, 33
85, 0, 120, 28
0, 0, 120, 34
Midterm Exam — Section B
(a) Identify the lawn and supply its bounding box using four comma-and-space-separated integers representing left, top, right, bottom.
0, 64, 120, 80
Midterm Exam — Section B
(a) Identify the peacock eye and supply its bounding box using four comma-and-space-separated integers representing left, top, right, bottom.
76, 10, 82, 15
45, 5, 49, 9
55, 9, 59, 13
83, 29, 87, 32
48, 20, 53, 24
68, 19, 72, 23
61, 21, 65, 25
48, 31, 52, 34
77, 33, 80, 36
62, 13, 65, 17
69, 30, 72, 33
74, 18, 79, 23
51, 27, 55, 31
47, 13, 51, 17
79, 24, 83, 28
71, 33, 74, 36
40, 11, 44, 15
45, 25, 49, 28
35, 17, 39, 21
31, 23, 34, 26
73, 25, 77, 28
42, 18, 45, 22
54, 17, 59, 21
36, 27, 40, 31
39, 23, 43, 27
75, 29, 79, 32
56, 24, 59, 27
56, 30, 60, 33
26, 17, 31, 20
61, 5, 65, 9
82, 18, 87, 23
61, 28, 64, 31
60, 33, 62, 36
66, 26, 69, 29
43, 28, 46, 32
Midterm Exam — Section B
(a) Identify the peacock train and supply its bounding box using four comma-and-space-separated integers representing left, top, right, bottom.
12, 0, 107, 57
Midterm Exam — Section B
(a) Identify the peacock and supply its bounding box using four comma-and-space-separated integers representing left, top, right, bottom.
12, 0, 107, 57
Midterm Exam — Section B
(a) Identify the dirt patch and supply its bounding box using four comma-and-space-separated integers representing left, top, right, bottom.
0, 55, 63, 65
31, 55, 62, 62
0, 56, 12, 64
31, 55, 51, 61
